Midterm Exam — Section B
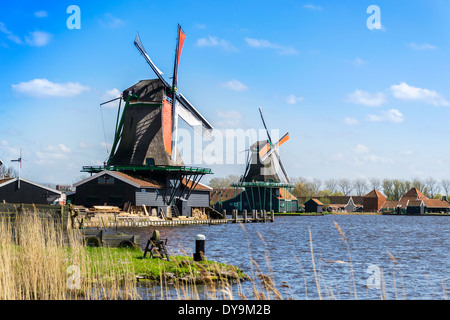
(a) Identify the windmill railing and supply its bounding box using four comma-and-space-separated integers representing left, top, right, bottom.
81, 165, 213, 174
231, 181, 295, 188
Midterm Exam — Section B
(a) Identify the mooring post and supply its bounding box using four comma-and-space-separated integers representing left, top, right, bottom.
263, 210, 267, 222
223, 210, 227, 219
253, 209, 257, 222
243, 209, 247, 223
271, 209, 275, 222
194, 234, 205, 261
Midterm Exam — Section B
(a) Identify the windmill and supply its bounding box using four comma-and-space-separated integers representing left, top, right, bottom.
103, 24, 213, 167
240, 108, 291, 184
81, 25, 214, 215
229, 108, 297, 213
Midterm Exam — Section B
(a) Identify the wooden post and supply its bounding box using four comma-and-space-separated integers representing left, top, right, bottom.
232, 209, 237, 223
271, 209, 275, 222
243, 210, 247, 223
263, 210, 267, 222
194, 234, 205, 261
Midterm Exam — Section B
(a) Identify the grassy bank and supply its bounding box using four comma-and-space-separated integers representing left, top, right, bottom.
0, 213, 247, 300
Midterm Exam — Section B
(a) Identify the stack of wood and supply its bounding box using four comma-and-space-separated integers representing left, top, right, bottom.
192, 208, 208, 220
89, 205, 121, 213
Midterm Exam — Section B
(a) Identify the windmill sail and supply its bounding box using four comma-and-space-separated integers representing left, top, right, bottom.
134, 33, 170, 89
172, 25, 186, 93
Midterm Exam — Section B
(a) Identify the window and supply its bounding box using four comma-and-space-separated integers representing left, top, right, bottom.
98, 176, 115, 185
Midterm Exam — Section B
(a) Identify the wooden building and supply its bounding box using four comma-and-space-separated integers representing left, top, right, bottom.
304, 198, 323, 213
72, 170, 211, 217
0, 177, 62, 205
380, 188, 450, 214
363, 189, 387, 212
216, 187, 298, 213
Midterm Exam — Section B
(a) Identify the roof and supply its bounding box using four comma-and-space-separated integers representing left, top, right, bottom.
400, 188, 428, 201
305, 198, 323, 206
0, 177, 61, 194
73, 170, 210, 191
422, 199, 450, 208
210, 188, 243, 204
278, 188, 298, 201
365, 189, 386, 199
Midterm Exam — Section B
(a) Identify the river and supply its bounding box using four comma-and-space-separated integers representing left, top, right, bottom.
118, 214, 450, 300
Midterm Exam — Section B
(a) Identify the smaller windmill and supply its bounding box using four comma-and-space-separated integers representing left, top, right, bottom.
230, 108, 297, 212
240, 108, 291, 184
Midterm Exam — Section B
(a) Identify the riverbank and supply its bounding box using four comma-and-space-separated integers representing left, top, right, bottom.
84, 247, 248, 285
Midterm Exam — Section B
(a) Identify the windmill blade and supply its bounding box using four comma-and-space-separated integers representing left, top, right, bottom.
259, 108, 272, 145
260, 132, 290, 162
172, 24, 186, 92
273, 150, 290, 184
177, 93, 213, 139
134, 32, 171, 89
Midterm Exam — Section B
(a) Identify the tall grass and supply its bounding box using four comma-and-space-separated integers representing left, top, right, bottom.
0, 212, 138, 300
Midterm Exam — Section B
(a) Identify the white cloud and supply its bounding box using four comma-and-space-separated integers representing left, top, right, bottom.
390, 82, 449, 106
101, 88, 122, 102
196, 35, 237, 52
343, 117, 359, 126
36, 144, 72, 164
78, 142, 94, 149
25, 30, 52, 46
12, 79, 90, 98
0, 22, 22, 44
361, 155, 394, 164
220, 79, 248, 92
346, 89, 387, 107
216, 110, 243, 128
245, 37, 298, 55
354, 144, 370, 154
34, 11, 48, 18
99, 13, 125, 28
366, 109, 404, 123
407, 42, 437, 50
304, 4, 322, 10
352, 57, 366, 67
285, 94, 304, 104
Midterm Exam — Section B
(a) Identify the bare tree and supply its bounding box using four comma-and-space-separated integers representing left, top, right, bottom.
425, 177, 440, 198
353, 178, 369, 196
324, 178, 338, 193
368, 177, 381, 191
208, 174, 240, 188
337, 178, 353, 196
441, 179, 450, 198
308, 178, 322, 196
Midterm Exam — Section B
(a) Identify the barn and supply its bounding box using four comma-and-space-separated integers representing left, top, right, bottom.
0, 177, 62, 205
304, 198, 323, 213
71, 170, 211, 217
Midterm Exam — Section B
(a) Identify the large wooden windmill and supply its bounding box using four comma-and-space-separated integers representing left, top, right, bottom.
80, 25, 214, 215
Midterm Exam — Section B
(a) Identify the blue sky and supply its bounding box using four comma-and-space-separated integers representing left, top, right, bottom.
1, 1, 450, 186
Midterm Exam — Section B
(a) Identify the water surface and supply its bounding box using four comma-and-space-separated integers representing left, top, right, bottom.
119, 215, 449, 300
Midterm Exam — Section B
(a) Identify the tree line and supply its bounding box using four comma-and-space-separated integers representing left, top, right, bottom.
208, 174, 450, 201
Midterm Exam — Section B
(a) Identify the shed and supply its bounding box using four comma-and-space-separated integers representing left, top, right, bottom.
304, 198, 323, 213
0, 177, 63, 205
